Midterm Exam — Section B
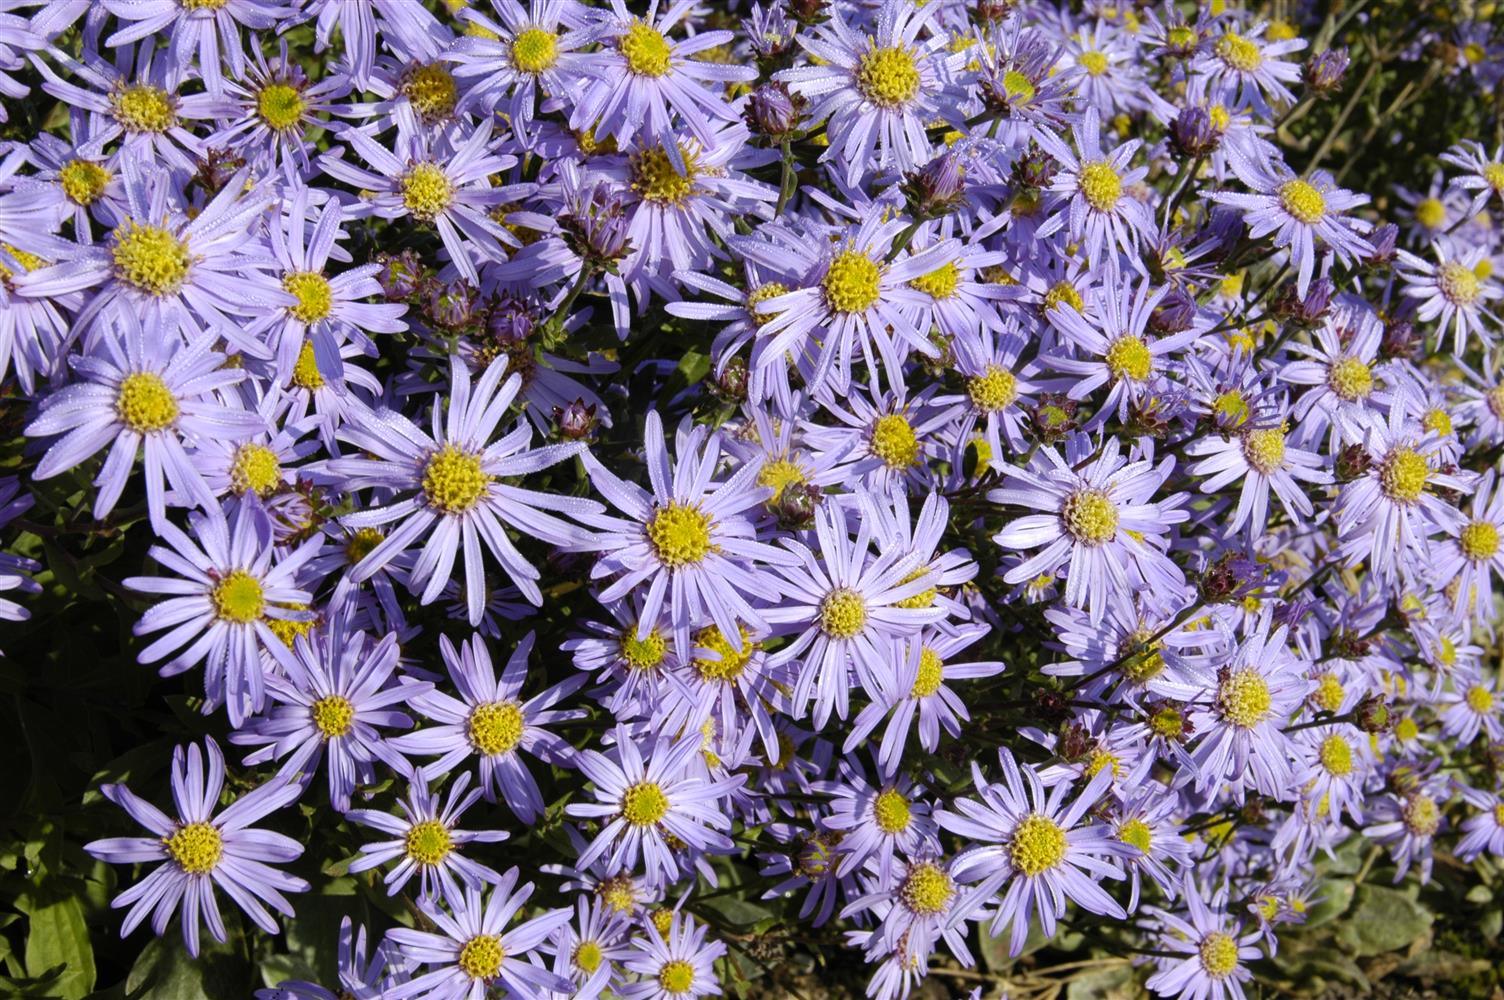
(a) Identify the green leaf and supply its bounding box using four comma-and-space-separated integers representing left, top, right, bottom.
1332, 884, 1433, 957
124, 931, 247, 1000
18, 888, 94, 999
675, 350, 711, 385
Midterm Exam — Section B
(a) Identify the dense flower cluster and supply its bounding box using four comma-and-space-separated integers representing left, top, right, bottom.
4, 1, 1504, 998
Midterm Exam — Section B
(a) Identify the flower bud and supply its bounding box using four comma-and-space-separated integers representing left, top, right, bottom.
1356, 694, 1393, 734
1367, 222, 1399, 268
771, 481, 822, 529
1171, 106, 1222, 158
427, 280, 480, 329
486, 295, 536, 343
902, 151, 967, 218
1270, 276, 1333, 328
376, 250, 427, 301
1335, 443, 1370, 482
709, 356, 749, 404
1149, 287, 1197, 334
554, 399, 598, 440
1303, 47, 1350, 96
745, 82, 803, 139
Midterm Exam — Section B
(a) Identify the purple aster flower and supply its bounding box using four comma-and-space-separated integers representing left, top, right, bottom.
347, 772, 508, 906
1440, 139, 1504, 217
100, 0, 287, 93
582, 409, 796, 656
124, 498, 322, 726
449, 0, 599, 129
566, 724, 743, 886
86, 737, 308, 957
230, 606, 424, 812
938, 752, 1128, 957
569, 0, 755, 170
389, 630, 585, 822
990, 434, 1188, 624
540, 896, 631, 996
256, 916, 411, 1000
842, 853, 975, 987
1435, 469, 1504, 621
1362, 779, 1448, 883
0, 236, 79, 394
1438, 674, 1503, 746
1192, 22, 1306, 116
1186, 406, 1330, 537
1034, 107, 1156, 275
384, 873, 573, 1000
618, 912, 726, 1000
775, 0, 964, 186
327, 354, 599, 624
1278, 299, 1390, 447
1143, 877, 1263, 1000
1396, 242, 1501, 355
208, 42, 351, 174
1110, 783, 1193, 910
817, 763, 937, 882
1456, 785, 1504, 862
1211, 138, 1372, 296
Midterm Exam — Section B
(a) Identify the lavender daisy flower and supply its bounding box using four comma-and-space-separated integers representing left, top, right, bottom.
1455, 785, 1504, 862
542, 896, 631, 996
24, 313, 265, 527
0, 237, 78, 394
1034, 107, 1156, 274
569, 0, 755, 170
1111, 784, 1193, 910
775, 0, 963, 186
1184, 615, 1311, 801
566, 724, 743, 885
1438, 674, 1503, 746
231, 609, 424, 813
385, 873, 573, 1000
86, 738, 308, 957
938, 752, 1128, 957
257, 916, 409, 1000
389, 631, 585, 822
1143, 878, 1262, 1000
100, 0, 286, 93
328, 354, 599, 624
1278, 299, 1390, 447
347, 772, 508, 906
762, 500, 946, 728
124, 499, 322, 726
1192, 21, 1305, 116
582, 409, 796, 655
1186, 409, 1331, 537
843, 854, 975, 997
1435, 469, 1504, 621
990, 434, 1188, 624
1396, 242, 1501, 355
1362, 780, 1447, 883
449, 0, 598, 127
817, 764, 938, 882
208, 42, 351, 174
618, 913, 726, 1000
1440, 139, 1504, 217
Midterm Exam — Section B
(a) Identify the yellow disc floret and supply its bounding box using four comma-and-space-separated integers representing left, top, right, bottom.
1278, 180, 1325, 224
211, 569, 264, 624
1105, 334, 1152, 381
112, 222, 191, 297
1414, 198, 1446, 230
1467, 683, 1494, 713
869, 413, 919, 469
909, 261, 959, 299
283, 271, 333, 322
1242, 426, 1286, 475
1379, 447, 1429, 504
511, 27, 559, 73
111, 85, 176, 133
311, 694, 354, 738
458, 934, 505, 981
257, 83, 305, 131
1438, 261, 1482, 305
632, 145, 698, 205
967, 366, 1018, 412
164, 822, 223, 875
423, 446, 491, 514
857, 45, 921, 107
292, 340, 325, 390
622, 629, 667, 672
403, 63, 458, 121
692, 625, 755, 683
1062, 488, 1118, 545
622, 781, 670, 826
819, 587, 868, 639
116, 371, 180, 432
621, 21, 672, 77
1217, 668, 1272, 728
899, 861, 953, 915
647, 502, 714, 568
1460, 520, 1500, 560
658, 959, 696, 993
1119, 817, 1152, 853
1326, 357, 1373, 402
230, 443, 282, 496
912, 648, 944, 698
60, 159, 111, 205
873, 788, 911, 834
402, 163, 453, 222
1009, 814, 1068, 876
469, 701, 525, 755
1199, 932, 1240, 978
1319, 734, 1353, 776
1215, 32, 1262, 72
1078, 161, 1122, 212
405, 819, 452, 865
824, 249, 882, 313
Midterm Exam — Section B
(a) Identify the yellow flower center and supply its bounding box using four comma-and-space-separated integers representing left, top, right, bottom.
1379, 447, 1429, 503
111, 85, 176, 133
597, 874, 637, 912
1213, 390, 1250, 427
658, 959, 696, 993
208, 570, 264, 624
512, 27, 559, 73
1467, 684, 1494, 713
1456, 519, 1499, 562
1326, 357, 1373, 401
1438, 261, 1482, 305
746, 281, 790, 321
622, 629, 667, 671
1078, 161, 1122, 212
405, 819, 452, 865
1119, 629, 1165, 683
311, 694, 354, 738
909, 260, 960, 299
857, 45, 921, 106
899, 862, 953, 915
632, 145, 698, 205
1062, 488, 1119, 545
266, 601, 314, 647
621, 781, 670, 826
1215, 32, 1262, 72
1119, 817, 1152, 853
621, 21, 672, 76
692, 625, 756, 682
112, 222, 191, 297
1423, 407, 1453, 437
1319, 734, 1353, 776
468, 701, 525, 755
422, 446, 491, 514
1465, 42, 1488, 65
1314, 673, 1345, 712
968, 365, 1018, 412
1242, 426, 1286, 474
873, 788, 911, 834
1002, 69, 1035, 100
345, 527, 383, 565
646, 502, 714, 568
1402, 793, 1439, 835
573, 940, 604, 974
291, 340, 325, 390
164, 822, 223, 875
1218, 668, 1272, 728
1078, 50, 1109, 76
1208, 103, 1231, 130
1278, 179, 1325, 224
283, 271, 332, 322
1484, 163, 1504, 194
1010, 814, 1068, 876
1044, 280, 1084, 313
1105, 334, 1152, 381
181, 0, 230, 8
869, 413, 919, 469
230, 443, 281, 496
911, 648, 944, 697
823, 249, 882, 313
60, 159, 111, 205
1150, 707, 1185, 739
403, 63, 457, 121
819, 587, 867, 639
892, 566, 937, 610
256, 83, 305, 130
402, 164, 453, 222
116, 371, 180, 432
458, 934, 505, 981
1414, 197, 1446, 230
757, 458, 806, 499
1199, 932, 1240, 978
